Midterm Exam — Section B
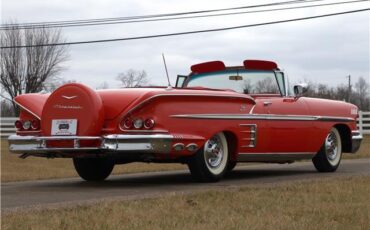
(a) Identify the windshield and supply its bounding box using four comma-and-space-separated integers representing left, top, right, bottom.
186, 69, 283, 95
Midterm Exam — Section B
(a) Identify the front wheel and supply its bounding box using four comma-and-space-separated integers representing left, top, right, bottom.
73, 157, 114, 181
312, 127, 342, 172
188, 132, 229, 182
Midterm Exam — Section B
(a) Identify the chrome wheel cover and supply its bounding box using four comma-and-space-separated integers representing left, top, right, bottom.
203, 133, 228, 175
325, 129, 342, 166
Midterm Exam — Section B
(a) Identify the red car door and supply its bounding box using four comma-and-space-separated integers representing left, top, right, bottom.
261, 97, 314, 153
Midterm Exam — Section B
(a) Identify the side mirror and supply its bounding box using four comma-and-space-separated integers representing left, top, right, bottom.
293, 83, 308, 97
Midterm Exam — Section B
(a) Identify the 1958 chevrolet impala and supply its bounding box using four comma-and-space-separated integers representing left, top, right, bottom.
8, 59, 363, 182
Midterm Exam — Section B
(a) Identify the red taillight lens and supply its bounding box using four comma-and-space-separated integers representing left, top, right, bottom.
122, 118, 133, 129
31, 120, 40, 130
15, 120, 23, 130
144, 119, 155, 129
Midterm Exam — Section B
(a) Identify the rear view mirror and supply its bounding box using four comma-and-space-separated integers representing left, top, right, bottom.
229, 75, 243, 81
293, 83, 308, 97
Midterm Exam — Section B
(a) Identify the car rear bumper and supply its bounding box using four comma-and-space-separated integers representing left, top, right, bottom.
351, 131, 363, 153
8, 134, 173, 157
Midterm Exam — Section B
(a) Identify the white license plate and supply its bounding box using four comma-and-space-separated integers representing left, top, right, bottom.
51, 119, 77, 136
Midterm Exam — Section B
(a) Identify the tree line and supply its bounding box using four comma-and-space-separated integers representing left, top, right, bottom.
301, 76, 369, 111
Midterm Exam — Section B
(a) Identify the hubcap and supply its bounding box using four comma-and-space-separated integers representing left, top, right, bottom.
204, 135, 224, 168
325, 131, 339, 163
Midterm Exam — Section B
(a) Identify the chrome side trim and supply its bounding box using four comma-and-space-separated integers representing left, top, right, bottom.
249, 105, 256, 114
237, 152, 315, 162
120, 129, 169, 133
13, 100, 41, 120
171, 114, 354, 122
239, 124, 257, 148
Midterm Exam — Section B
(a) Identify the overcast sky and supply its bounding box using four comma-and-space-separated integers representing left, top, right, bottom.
1, 0, 369, 89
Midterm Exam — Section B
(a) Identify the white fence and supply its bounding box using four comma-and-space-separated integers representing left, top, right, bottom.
0, 117, 17, 138
1, 112, 370, 137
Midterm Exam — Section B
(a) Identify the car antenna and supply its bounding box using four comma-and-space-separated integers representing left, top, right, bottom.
162, 53, 172, 90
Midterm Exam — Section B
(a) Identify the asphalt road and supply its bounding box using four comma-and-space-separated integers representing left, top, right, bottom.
2, 158, 369, 212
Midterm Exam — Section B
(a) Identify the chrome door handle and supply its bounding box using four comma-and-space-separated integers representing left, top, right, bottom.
263, 101, 272, 106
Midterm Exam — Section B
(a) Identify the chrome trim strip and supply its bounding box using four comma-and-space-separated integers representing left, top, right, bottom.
9, 135, 102, 141
237, 152, 315, 162
239, 124, 257, 148
121, 129, 169, 133
249, 105, 256, 114
13, 100, 41, 120
8, 134, 173, 155
171, 114, 354, 122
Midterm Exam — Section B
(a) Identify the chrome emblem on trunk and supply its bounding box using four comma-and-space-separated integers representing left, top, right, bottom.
62, 95, 77, 100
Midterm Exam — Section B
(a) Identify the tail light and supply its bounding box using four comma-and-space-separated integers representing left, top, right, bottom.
31, 120, 40, 130
15, 119, 41, 131
15, 120, 23, 130
120, 117, 156, 130
144, 119, 155, 129
121, 118, 133, 129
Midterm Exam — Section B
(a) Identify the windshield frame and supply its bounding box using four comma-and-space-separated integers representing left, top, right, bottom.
183, 68, 286, 96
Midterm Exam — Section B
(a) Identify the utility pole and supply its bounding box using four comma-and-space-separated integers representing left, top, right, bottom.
347, 75, 351, 102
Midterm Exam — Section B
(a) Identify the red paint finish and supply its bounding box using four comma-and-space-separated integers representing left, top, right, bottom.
41, 83, 104, 136
191, 61, 226, 74
243, 60, 278, 70
11, 59, 360, 162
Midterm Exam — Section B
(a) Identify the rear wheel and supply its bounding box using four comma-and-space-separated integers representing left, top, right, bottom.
312, 127, 342, 172
188, 132, 229, 182
227, 161, 237, 172
73, 157, 114, 181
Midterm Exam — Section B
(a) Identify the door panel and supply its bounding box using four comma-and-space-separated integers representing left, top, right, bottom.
262, 97, 314, 152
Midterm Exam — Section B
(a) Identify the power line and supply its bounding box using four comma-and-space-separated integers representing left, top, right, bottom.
2, 0, 366, 30
1, 0, 325, 29
1, 8, 368, 49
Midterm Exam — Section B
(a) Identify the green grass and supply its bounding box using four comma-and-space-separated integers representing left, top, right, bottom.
2, 175, 369, 230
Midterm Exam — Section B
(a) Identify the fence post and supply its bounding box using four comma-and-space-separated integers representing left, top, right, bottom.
358, 110, 363, 135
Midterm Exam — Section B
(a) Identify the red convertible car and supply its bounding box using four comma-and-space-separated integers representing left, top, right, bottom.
8, 59, 362, 182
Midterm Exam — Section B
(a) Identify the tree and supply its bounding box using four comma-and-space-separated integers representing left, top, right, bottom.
96, 81, 109, 90
353, 77, 370, 111
0, 22, 69, 115
116, 69, 149, 88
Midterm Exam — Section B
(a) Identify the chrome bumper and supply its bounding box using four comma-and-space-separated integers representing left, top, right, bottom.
351, 131, 363, 153
8, 134, 173, 156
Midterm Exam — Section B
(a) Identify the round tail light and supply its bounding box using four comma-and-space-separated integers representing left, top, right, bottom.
31, 120, 40, 130
121, 118, 133, 129
15, 120, 23, 130
144, 119, 155, 129
22, 120, 32, 130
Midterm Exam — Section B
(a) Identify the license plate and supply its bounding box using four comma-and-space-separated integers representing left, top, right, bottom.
51, 119, 77, 136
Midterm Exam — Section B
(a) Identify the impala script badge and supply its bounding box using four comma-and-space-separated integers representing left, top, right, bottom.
53, 104, 83, 109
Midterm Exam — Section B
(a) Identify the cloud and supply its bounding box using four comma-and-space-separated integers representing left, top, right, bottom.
1, 0, 369, 88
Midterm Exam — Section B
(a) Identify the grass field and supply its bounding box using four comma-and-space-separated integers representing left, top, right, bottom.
1, 136, 369, 182
2, 175, 369, 230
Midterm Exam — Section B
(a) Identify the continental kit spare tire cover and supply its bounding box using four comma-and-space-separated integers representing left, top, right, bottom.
41, 83, 104, 136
